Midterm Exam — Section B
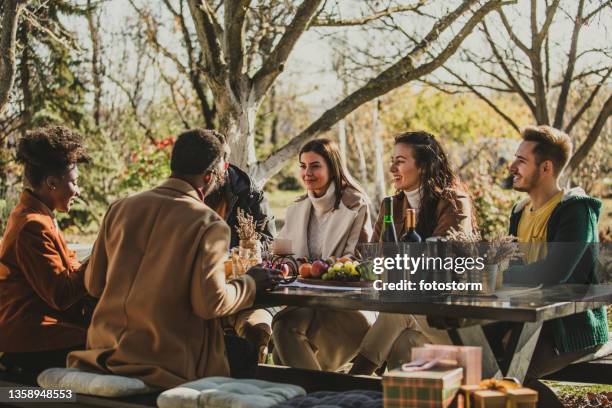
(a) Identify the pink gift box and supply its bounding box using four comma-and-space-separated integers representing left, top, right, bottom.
411, 344, 482, 385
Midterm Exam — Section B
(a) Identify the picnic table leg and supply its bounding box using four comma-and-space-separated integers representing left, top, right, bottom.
448, 325, 503, 380
499, 321, 543, 383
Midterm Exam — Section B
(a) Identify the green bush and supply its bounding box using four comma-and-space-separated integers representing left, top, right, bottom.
0, 195, 19, 238
459, 141, 521, 240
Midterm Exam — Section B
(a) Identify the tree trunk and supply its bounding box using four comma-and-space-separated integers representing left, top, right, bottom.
187, 0, 503, 186
215, 84, 261, 180
86, 0, 102, 127
19, 23, 32, 134
265, 85, 279, 146
372, 99, 386, 206
352, 120, 369, 189
0, 0, 26, 115
338, 118, 347, 165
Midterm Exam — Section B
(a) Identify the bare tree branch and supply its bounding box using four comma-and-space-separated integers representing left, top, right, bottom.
311, 3, 425, 27
157, 65, 191, 129
553, 0, 584, 128
254, 0, 511, 182
497, 8, 529, 55
0, 0, 27, 114
565, 67, 612, 134
544, 32, 550, 91
130, 1, 189, 76
442, 66, 521, 132
424, 77, 516, 93
145, 0, 215, 127
187, 0, 225, 79
551, 67, 609, 87
252, 0, 324, 100
462, 48, 516, 90
526, 0, 550, 124
482, 21, 537, 116
583, 1, 611, 22
224, 0, 251, 93
498, 0, 558, 124
107, 72, 156, 144
534, 0, 560, 46
566, 93, 612, 173
21, 8, 79, 51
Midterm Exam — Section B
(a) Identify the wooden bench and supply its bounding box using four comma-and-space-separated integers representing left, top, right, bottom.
544, 353, 612, 385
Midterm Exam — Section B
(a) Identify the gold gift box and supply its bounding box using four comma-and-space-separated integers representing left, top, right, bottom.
457, 380, 537, 408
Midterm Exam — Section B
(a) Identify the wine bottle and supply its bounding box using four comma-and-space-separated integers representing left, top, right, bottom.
400, 208, 422, 242
381, 197, 398, 243
380, 197, 400, 296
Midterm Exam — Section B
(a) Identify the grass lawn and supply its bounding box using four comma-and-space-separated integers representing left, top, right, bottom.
267, 188, 305, 231
544, 381, 611, 395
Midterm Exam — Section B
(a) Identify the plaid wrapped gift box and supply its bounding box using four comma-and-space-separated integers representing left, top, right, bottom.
383, 366, 463, 408
412, 345, 482, 385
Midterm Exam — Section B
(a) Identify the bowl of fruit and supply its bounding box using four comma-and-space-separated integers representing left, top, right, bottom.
297, 256, 376, 287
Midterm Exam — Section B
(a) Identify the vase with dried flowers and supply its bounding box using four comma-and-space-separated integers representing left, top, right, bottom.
236, 208, 262, 269
446, 227, 522, 295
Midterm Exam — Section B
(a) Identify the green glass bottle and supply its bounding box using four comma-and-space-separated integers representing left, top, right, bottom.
381, 197, 398, 243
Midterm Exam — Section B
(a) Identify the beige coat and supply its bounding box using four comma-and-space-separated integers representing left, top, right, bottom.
272, 186, 374, 371
278, 187, 372, 259
67, 179, 256, 388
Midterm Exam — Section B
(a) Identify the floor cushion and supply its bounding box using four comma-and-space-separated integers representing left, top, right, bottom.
272, 390, 383, 408
157, 376, 306, 408
37, 367, 156, 397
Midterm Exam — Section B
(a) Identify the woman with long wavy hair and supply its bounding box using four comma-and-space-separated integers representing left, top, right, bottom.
272, 138, 374, 371
350, 131, 477, 375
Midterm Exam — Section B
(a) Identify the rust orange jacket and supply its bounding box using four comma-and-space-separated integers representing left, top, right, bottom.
0, 190, 87, 352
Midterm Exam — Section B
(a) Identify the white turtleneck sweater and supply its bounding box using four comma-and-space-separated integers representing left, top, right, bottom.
307, 182, 336, 259
404, 188, 422, 220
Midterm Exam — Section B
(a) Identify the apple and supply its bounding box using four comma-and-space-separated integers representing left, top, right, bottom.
299, 263, 312, 278
310, 260, 329, 279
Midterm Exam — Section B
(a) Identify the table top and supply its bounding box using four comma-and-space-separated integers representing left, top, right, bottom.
255, 283, 612, 322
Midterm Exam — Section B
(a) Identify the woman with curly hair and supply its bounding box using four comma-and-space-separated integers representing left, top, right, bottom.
0, 126, 91, 383
350, 131, 478, 375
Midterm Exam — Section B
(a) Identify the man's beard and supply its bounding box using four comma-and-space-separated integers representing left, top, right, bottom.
204, 171, 227, 196
513, 171, 540, 192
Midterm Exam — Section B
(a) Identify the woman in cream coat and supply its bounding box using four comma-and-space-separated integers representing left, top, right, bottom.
272, 138, 373, 371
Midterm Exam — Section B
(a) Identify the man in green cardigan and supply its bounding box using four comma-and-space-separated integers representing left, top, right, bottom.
506, 125, 608, 408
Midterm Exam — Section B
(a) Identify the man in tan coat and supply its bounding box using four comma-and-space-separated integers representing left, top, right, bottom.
68, 129, 280, 388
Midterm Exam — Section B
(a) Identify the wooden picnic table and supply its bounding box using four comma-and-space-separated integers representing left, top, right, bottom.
255, 283, 612, 383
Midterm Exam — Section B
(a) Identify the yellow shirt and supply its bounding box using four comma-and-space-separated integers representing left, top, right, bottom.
517, 191, 563, 263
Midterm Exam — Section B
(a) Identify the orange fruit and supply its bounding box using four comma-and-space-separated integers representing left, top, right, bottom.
299, 263, 312, 278
338, 256, 352, 263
